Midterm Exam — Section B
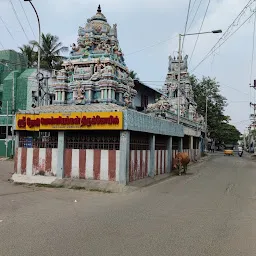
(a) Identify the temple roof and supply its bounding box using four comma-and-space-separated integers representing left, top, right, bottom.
90, 5, 107, 22
19, 103, 126, 114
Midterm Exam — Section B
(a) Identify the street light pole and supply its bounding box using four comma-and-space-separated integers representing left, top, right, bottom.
205, 94, 208, 151
176, 29, 222, 126
24, 0, 41, 107
177, 34, 182, 124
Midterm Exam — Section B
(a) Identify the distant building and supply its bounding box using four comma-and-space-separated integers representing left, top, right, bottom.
0, 50, 54, 157
133, 80, 163, 112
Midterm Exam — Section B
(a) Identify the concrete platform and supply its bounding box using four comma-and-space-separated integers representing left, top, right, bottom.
11, 155, 210, 193
11, 174, 57, 185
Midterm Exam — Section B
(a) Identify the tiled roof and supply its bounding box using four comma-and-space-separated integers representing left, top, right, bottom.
19, 103, 126, 114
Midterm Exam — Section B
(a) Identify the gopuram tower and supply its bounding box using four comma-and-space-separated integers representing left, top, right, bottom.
52, 5, 136, 106
163, 54, 202, 122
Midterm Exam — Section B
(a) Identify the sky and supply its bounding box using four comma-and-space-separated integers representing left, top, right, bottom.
0, 0, 255, 133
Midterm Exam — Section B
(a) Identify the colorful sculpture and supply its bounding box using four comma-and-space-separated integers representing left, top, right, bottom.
52, 5, 136, 105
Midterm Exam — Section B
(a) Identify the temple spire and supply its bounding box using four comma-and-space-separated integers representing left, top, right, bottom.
97, 4, 101, 13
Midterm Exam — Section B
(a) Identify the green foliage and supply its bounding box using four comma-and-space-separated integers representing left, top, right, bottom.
19, 44, 37, 68
215, 123, 241, 145
29, 33, 68, 70
190, 75, 240, 144
129, 70, 139, 80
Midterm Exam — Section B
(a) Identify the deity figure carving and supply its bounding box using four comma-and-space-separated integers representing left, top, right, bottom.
146, 96, 171, 113
65, 61, 74, 72
123, 91, 132, 107
180, 105, 186, 117
70, 43, 79, 53
102, 64, 114, 75
57, 68, 67, 77
75, 81, 85, 104
78, 26, 85, 36
168, 55, 173, 72
113, 24, 117, 37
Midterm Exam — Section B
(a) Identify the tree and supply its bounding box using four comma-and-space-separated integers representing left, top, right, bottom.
216, 123, 241, 145
190, 75, 228, 138
129, 70, 139, 80
30, 33, 68, 70
190, 75, 241, 145
19, 44, 37, 68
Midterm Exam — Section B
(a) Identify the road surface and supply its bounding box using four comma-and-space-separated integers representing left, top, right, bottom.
1, 154, 256, 256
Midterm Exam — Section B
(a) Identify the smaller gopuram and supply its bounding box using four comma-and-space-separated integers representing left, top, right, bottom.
147, 53, 204, 125
52, 5, 136, 106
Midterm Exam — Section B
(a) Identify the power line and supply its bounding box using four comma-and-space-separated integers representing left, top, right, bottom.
189, 0, 211, 66
125, 35, 177, 56
8, 0, 30, 41
141, 79, 249, 95
18, 0, 36, 39
249, 7, 256, 85
249, 4, 256, 117
187, 0, 203, 32
189, 0, 199, 15
0, 41, 4, 49
0, 16, 19, 47
182, 0, 193, 52
191, 7, 256, 72
191, 0, 256, 72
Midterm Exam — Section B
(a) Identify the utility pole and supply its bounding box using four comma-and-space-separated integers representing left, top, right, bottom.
11, 72, 15, 157
5, 101, 8, 158
176, 30, 222, 125
205, 94, 208, 151
24, 0, 41, 107
177, 34, 182, 124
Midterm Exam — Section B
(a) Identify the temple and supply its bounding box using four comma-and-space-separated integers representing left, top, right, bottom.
13, 5, 205, 186
52, 5, 136, 106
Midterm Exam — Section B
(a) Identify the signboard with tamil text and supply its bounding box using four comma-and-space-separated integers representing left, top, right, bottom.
16, 112, 123, 131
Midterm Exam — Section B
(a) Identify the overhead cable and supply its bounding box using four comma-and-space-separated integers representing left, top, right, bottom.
0, 41, 4, 49
125, 35, 177, 56
18, 0, 36, 38
189, 0, 211, 66
249, 5, 256, 114
182, 0, 193, 52
187, 0, 203, 32
0, 16, 19, 47
8, 0, 30, 41
191, 4, 256, 72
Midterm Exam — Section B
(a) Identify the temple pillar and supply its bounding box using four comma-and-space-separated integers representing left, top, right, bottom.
119, 131, 130, 184
101, 89, 104, 100
88, 89, 92, 101
57, 131, 65, 178
149, 134, 155, 177
190, 136, 194, 161
119, 92, 122, 102
108, 88, 112, 100
167, 136, 173, 173
62, 91, 65, 101
178, 137, 183, 152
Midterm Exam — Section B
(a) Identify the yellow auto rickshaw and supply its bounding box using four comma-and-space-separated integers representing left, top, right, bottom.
224, 145, 234, 156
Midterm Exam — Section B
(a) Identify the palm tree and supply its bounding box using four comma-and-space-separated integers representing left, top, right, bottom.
30, 33, 68, 70
19, 44, 37, 68
129, 70, 139, 80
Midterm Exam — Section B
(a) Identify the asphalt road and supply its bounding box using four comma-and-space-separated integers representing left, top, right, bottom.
1, 154, 256, 256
